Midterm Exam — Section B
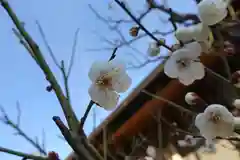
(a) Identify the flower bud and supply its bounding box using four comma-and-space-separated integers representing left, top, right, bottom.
233, 99, 240, 109
129, 26, 140, 37
185, 92, 198, 105
48, 151, 60, 160
146, 145, 156, 158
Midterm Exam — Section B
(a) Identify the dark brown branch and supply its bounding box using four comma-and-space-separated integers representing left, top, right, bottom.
146, 0, 200, 23
114, 0, 173, 51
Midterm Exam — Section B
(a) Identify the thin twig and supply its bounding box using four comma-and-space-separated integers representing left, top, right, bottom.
60, 61, 71, 103
42, 129, 46, 153
67, 28, 80, 77
12, 28, 36, 60
36, 20, 61, 69
114, 0, 173, 51
204, 66, 231, 84
0, 105, 47, 155
141, 90, 196, 115
127, 55, 169, 69
86, 30, 173, 53
80, 100, 95, 127
0, 0, 79, 132
0, 146, 48, 160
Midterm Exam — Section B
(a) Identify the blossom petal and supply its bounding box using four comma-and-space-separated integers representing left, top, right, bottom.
192, 23, 210, 41
164, 57, 178, 78
195, 113, 206, 131
198, 0, 228, 26
111, 72, 132, 93
175, 27, 194, 43
88, 60, 126, 82
109, 60, 126, 72
184, 41, 202, 58
88, 61, 109, 82
88, 84, 119, 110
190, 62, 205, 80
178, 69, 195, 85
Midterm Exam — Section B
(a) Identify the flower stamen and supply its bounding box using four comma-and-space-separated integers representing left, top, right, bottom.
209, 112, 221, 124
176, 58, 191, 70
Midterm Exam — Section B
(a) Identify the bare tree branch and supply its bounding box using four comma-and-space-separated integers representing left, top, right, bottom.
0, 146, 48, 160
114, 0, 173, 51
67, 28, 80, 77
0, 0, 79, 132
141, 90, 196, 115
36, 21, 61, 69
0, 105, 47, 155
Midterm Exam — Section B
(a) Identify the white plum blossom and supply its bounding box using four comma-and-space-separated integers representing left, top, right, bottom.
88, 60, 131, 110
185, 92, 198, 105
197, 0, 229, 26
164, 42, 205, 85
175, 23, 210, 42
177, 135, 199, 147
233, 99, 240, 109
195, 104, 234, 144
148, 42, 160, 57
146, 145, 156, 158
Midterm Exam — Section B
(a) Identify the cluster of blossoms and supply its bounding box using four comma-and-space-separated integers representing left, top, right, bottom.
147, 0, 240, 150
147, 0, 238, 86
87, 0, 240, 152
88, 0, 240, 111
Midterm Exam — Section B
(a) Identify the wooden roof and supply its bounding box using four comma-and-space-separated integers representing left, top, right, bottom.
66, 50, 240, 160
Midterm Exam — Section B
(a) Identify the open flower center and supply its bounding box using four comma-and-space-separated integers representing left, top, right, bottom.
176, 58, 191, 70
95, 74, 112, 88
209, 112, 221, 124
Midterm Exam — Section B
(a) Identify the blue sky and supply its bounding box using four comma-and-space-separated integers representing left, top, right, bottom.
0, 0, 198, 159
